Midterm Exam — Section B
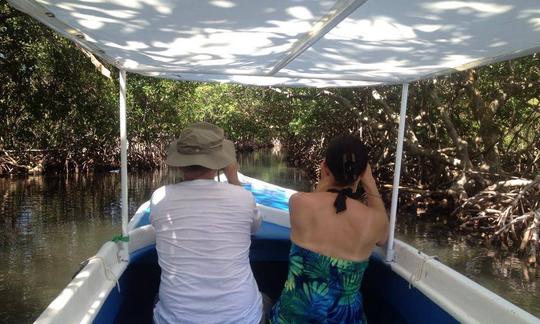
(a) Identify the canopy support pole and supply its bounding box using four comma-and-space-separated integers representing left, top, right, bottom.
386, 83, 409, 262
269, 0, 368, 75
119, 69, 129, 260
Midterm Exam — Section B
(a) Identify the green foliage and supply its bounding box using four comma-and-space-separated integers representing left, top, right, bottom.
1, 0, 539, 186
1, 1, 119, 171
0, 2, 281, 172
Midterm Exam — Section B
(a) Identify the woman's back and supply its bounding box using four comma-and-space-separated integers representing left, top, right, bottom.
289, 191, 387, 262
270, 135, 388, 323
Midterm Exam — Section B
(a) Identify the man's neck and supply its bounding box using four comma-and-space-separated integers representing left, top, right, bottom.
183, 170, 217, 181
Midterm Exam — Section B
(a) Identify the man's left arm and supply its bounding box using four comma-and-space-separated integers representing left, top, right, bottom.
223, 162, 241, 186
223, 161, 260, 232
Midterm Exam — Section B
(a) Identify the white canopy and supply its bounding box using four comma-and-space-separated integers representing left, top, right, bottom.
8, 0, 540, 87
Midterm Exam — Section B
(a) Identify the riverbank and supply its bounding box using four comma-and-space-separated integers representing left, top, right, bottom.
0, 141, 274, 175
3, 139, 539, 265
281, 138, 540, 266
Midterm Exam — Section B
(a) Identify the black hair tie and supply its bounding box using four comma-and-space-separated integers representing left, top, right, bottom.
327, 188, 363, 213
342, 153, 358, 183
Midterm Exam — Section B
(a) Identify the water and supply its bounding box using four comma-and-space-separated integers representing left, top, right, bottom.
0, 150, 538, 323
0, 172, 166, 323
397, 220, 539, 316
237, 149, 311, 192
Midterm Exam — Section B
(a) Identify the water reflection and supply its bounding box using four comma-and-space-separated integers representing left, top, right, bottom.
0, 172, 180, 323
0, 150, 538, 323
1, 174, 128, 323
237, 150, 312, 192
397, 219, 539, 317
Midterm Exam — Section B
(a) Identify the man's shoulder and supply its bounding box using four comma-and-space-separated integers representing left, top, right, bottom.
150, 184, 180, 203
153, 184, 179, 194
151, 181, 254, 201
217, 182, 253, 197
150, 185, 165, 203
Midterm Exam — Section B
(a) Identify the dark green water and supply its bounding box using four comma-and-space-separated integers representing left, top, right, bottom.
0, 150, 538, 323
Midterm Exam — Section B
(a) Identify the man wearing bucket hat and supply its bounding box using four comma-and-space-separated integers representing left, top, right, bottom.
150, 122, 265, 324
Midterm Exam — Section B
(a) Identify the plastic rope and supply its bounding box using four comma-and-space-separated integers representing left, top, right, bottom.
86, 256, 121, 293
408, 254, 438, 289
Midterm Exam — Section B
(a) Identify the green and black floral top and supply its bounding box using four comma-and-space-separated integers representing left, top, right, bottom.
270, 242, 369, 324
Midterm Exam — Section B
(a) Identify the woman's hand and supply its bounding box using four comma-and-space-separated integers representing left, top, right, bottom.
360, 164, 376, 185
360, 164, 382, 200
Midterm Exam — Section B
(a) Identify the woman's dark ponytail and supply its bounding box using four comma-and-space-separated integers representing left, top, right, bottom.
325, 135, 368, 186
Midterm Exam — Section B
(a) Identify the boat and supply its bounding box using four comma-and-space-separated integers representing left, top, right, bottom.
35, 173, 538, 323
5, 0, 540, 323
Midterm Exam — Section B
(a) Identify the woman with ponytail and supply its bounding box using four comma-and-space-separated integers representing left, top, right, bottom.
270, 135, 388, 324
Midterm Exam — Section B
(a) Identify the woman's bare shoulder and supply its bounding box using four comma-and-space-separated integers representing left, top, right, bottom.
347, 199, 389, 239
289, 192, 308, 213
289, 191, 330, 205
289, 192, 329, 213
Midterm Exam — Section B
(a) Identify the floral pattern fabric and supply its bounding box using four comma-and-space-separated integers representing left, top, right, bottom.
270, 242, 369, 324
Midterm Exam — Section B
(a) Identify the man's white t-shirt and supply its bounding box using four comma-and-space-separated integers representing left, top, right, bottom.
150, 179, 263, 324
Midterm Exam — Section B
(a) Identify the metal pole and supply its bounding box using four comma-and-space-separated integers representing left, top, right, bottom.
386, 83, 409, 262
119, 70, 128, 238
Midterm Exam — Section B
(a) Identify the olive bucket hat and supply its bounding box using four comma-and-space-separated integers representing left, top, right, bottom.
166, 122, 236, 170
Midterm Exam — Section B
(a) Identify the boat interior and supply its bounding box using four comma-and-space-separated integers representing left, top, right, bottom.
98, 221, 457, 324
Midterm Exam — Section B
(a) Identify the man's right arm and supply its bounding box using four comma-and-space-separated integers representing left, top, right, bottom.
149, 186, 167, 226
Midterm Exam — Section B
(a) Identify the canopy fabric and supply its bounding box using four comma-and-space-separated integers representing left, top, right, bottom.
8, 0, 540, 87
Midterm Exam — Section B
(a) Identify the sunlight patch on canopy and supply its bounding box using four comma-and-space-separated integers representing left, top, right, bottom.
8, 0, 540, 87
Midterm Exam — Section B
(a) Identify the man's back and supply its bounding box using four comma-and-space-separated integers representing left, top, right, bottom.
151, 179, 262, 324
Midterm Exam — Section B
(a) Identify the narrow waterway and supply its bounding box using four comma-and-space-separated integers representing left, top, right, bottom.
0, 150, 538, 323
